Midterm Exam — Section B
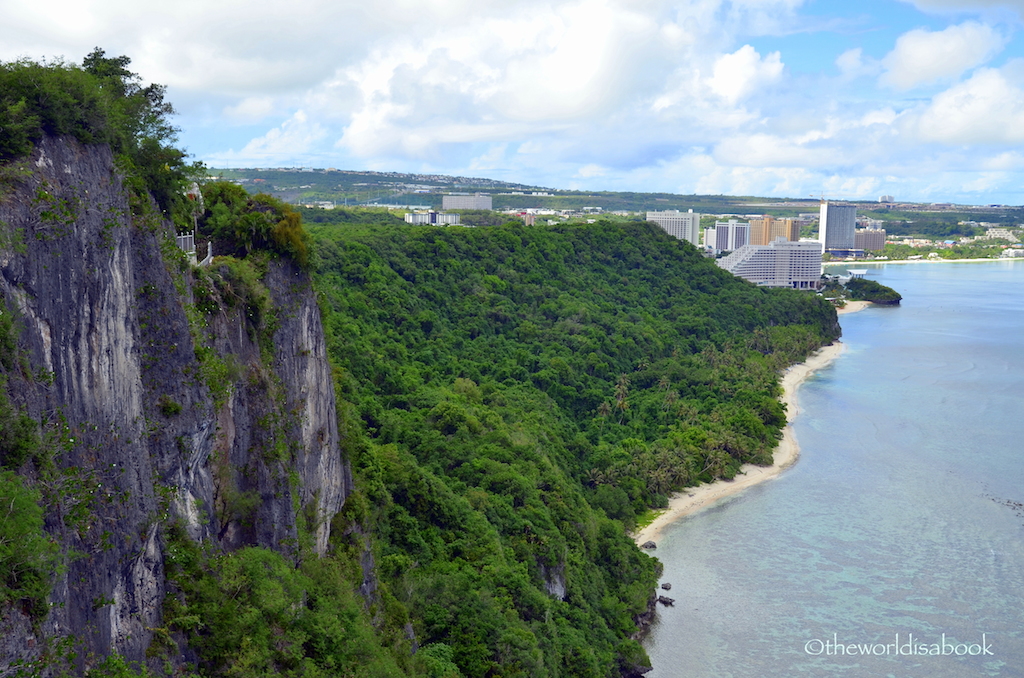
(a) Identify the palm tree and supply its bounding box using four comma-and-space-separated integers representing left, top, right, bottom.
597, 401, 611, 435
585, 468, 607, 487
663, 389, 679, 417
614, 374, 630, 424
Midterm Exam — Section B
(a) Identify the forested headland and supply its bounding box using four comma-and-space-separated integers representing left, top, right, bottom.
312, 219, 841, 520
309, 218, 841, 675
2, 51, 840, 678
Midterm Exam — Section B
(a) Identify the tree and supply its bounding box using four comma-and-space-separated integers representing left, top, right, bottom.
614, 374, 630, 424
844, 277, 902, 304
0, 51, 194, 217
0, 470, 59, 620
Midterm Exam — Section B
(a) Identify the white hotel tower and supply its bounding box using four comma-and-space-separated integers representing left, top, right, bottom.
646, 209, 701, 247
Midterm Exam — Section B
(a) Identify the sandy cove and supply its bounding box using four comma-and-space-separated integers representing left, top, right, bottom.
631, 301, 870, 546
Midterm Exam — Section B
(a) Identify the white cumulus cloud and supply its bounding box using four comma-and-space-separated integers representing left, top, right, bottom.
912, 63, 1024, 143
836, 48, 882, 79
880, 21, 1004, 90
232, 110, 327, 162
8, 0, 1024, 202
576, 164, 608, 178
901, 0, 1024, 11
706, 45, 784, 104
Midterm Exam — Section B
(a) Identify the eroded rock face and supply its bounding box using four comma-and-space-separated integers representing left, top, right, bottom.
0, 136, 350, 671
258, 262, 350, 554
539, 560, 567, 600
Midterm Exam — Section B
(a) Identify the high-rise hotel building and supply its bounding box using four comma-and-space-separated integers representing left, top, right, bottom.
749, 216, 799, 246
819, 202, 857, 254
704, 219, 749, 252
717, 238, 823, 289
647, 209, 701, 247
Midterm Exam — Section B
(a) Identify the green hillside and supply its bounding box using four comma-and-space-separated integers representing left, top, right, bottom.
311, 220, 840, 676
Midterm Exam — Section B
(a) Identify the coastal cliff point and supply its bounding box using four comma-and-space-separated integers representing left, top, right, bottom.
1, 54, 842, 678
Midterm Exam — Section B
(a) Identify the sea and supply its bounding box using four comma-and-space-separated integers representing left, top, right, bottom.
643, 260, 1024, 678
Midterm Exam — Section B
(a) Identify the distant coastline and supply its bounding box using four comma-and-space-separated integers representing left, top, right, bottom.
632, 301, 870, 545
824, 257, 1024, 267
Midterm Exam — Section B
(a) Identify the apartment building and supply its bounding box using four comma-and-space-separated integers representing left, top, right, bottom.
749, 216, 799, 246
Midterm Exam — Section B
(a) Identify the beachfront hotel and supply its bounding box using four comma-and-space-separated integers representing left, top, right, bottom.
749, 216, 799, 246
819, 202, 857, 256
704, 219, 750, 253
716, 238, 824, 289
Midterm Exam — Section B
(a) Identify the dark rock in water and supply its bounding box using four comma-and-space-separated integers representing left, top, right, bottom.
661, 582, 672, 590
658, 596, 675, 606
641, 540, 657, 549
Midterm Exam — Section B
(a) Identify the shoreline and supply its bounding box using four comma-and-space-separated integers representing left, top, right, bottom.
632, 303, 868, 545
824, 257, 1023, 267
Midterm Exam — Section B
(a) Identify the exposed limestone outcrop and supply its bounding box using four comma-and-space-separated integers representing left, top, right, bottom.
0, 136, 350, 672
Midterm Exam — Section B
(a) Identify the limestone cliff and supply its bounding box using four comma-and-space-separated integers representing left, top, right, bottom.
0, 136, 351, 672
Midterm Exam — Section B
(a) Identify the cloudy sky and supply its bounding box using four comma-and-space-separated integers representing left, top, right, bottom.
5, 0, 1024, 204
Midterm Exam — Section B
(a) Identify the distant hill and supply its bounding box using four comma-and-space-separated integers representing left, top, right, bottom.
210, 167, 546, 208
211, 168, 1024, 222
210, 167, 820, 214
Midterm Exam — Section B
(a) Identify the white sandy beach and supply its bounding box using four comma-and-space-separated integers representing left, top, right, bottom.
632, 301, 869, 545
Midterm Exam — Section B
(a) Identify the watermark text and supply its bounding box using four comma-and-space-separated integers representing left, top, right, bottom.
804, 634, 993, 657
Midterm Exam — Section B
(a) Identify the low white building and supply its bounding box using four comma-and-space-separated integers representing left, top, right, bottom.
716, 238, 823, 289
442, 194, 492, 210
405, 211, 461, 225
987, 228, 1019, 242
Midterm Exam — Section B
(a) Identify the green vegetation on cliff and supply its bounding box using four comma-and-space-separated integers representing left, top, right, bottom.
198, 182, 309, 268
0, 49, 197, 221
138, 216, 841, 678
311, 220, 840, 676
0, 470, 58, 620
0, 299, 57, 623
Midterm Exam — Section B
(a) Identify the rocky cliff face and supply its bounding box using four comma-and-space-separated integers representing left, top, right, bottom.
0, 136, 350, 672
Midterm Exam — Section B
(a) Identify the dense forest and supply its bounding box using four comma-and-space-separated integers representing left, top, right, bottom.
308, 220, 840, 676
2, 53, 841, 678
312, 221, 840, 517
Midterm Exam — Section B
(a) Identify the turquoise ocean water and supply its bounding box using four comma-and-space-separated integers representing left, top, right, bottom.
643, 261, 1024, 677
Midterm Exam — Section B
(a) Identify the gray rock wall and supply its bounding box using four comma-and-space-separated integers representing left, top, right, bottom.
0, 136, 350, 673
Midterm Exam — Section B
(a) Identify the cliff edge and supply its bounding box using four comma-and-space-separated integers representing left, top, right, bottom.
0, 135, 350, 672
